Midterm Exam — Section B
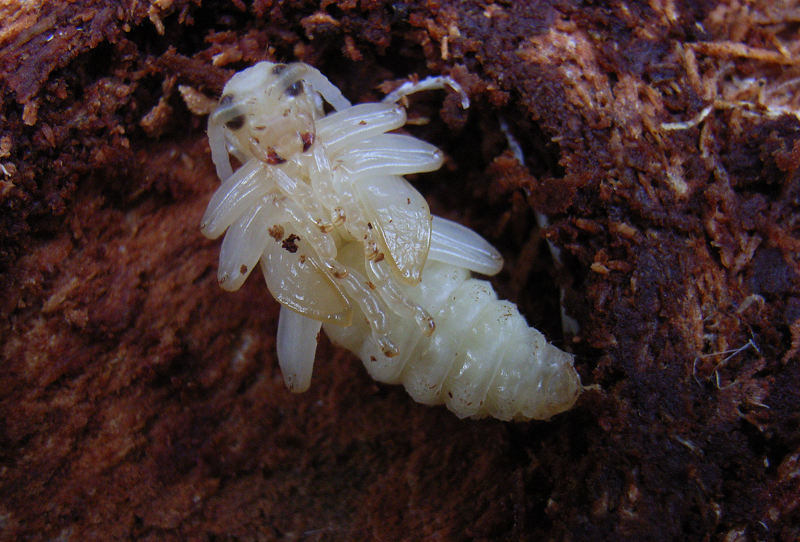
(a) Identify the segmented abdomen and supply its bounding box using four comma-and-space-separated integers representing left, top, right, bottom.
324, 243, 581, 421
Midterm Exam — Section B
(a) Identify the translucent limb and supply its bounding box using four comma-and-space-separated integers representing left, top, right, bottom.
201, 159, 269, 239
217, 199, 277, 291
366, 257, 435, 337
277, 305, 323, 393
316, 103, 407, 154
307, 144, 348, 215
326, 260, 398, 357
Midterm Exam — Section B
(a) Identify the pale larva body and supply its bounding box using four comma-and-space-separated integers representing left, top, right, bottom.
324, 241, 580, 420
202, 61, 581, 420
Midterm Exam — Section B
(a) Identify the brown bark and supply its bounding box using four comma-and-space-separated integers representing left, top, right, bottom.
1, 1, 798, 540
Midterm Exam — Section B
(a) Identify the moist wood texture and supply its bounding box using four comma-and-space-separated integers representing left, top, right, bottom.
1, 1, 798, 540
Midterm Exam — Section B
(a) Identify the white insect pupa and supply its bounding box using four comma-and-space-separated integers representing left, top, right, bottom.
202, 60, 582, 420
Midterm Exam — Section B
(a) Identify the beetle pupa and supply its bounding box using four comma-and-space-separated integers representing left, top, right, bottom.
202, 61, 581, 420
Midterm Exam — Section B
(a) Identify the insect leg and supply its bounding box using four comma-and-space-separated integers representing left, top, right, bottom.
277, 305, 323, 393
328, 262, 398, 357
217, 200, 275, 291
201, 159, 268, 239
366, 257, 435, 336
316, 103, 407, 154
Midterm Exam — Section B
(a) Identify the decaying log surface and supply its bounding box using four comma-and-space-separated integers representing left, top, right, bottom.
1, 1, 798, 540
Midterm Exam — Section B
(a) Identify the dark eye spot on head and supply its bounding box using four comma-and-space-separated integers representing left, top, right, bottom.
285, 80, 304, 97
219, 94, 234, 106
272, 64, 288, 75
225, 114, 245, 130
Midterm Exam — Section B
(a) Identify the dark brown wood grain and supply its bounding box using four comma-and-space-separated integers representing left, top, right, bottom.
1, 1, 798, 540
